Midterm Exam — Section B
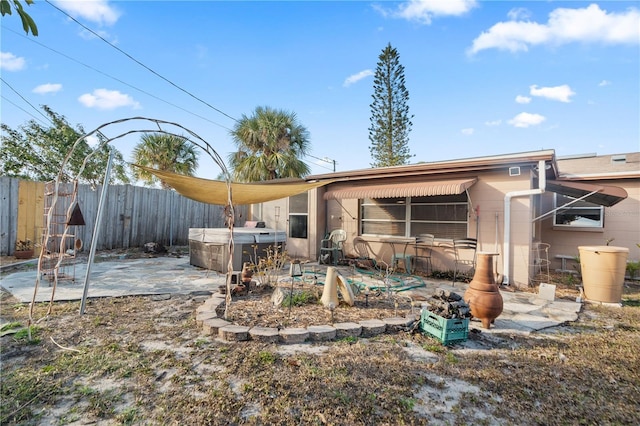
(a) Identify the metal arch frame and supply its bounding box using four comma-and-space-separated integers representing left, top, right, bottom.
30, 117, 236, 326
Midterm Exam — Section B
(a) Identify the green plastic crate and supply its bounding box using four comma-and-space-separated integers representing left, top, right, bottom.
420, 310, 469, 346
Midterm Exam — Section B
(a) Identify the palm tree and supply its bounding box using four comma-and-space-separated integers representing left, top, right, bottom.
131, 133, 199, 189
229, 106, 311, 182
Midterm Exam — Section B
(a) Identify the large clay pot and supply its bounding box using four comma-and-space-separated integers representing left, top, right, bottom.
241, 262, 254, 284
463, 252, 503, 329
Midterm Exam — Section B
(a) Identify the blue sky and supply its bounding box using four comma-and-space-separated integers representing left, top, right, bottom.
1, 0, 639, 180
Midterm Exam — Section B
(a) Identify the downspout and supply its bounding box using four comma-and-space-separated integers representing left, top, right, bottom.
503, 160, 546, 285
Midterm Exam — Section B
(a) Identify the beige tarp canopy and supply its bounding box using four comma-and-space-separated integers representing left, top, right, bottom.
135, 165, 331, 205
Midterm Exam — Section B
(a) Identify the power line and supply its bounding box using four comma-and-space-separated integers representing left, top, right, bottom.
3, 27, 233, 132
45, 0, 239, 123
0, 95, 49, 126
306, 154, 337, 172
7, 4, 338, 171
0, 78, 52, 125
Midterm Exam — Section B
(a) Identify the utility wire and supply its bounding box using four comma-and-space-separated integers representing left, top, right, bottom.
307, 153, 337, 165
1, 77, 52, 124
306, 153, 337, 172
9, 3, 337, 170
0, 95, 49, 126
45, 0, 238, 123
3, 27, 233, 132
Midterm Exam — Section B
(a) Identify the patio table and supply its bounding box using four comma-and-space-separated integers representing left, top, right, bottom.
380, 238, 415, 274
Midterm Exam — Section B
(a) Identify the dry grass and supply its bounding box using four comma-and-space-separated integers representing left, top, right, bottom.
1, 273, 639, 425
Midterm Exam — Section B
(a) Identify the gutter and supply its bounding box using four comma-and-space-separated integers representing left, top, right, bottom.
503, 160, 546, 286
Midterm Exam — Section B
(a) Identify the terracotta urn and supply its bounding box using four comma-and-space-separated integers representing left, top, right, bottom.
463, 252, 503, 329
241, 262, 254, 284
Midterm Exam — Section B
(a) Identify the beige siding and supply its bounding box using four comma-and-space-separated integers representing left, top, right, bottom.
472, 170, 535, 286
543, 180, 640, 269
317, 168, 538, 287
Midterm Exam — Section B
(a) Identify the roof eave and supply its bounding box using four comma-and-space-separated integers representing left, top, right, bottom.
306, 150, 556, 182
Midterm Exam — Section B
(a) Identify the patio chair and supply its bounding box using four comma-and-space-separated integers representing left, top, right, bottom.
319, 229, 347, 265
452, 238, 477, 285
531, 242, 551, 285
352, 236, 378, 269
412, 234, 435, 275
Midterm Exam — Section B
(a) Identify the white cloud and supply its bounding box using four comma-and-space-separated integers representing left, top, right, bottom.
79, 28, 118, 45
515, 95, 531, 104
33, 83, 62, 95
507, 7, 532, 21
376, 0, 477, 25
485, 119, 502, 126
53, 0, 120, 26
0, 52, 26, 71
461, 128, 474, 135
84, 135, 100, 147
78, 89, 140, 110
343, 69, 374, 87
598, 80, 612, 87
469, 4, 640, 54
530, 84, 575, 102
508, 112, 546, 128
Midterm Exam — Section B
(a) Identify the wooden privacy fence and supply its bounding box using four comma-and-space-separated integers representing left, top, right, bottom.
0, 177, 247, 256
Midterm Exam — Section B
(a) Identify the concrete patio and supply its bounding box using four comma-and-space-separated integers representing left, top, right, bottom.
0, 254, 582, 338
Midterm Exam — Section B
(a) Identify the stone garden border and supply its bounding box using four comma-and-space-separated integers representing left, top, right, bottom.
195, 293, 418, 344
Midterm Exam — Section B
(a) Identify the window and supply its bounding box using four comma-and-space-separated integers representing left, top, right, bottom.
288, 192, 308, 238
554, 193, 604, 228
360, 194, 469, 239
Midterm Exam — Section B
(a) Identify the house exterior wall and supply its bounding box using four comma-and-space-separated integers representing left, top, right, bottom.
249, 151, 638, 289
542, 179, 640, 271
256, 190, 325, 262
315, 167, 537, 287
469, 168, 535, 287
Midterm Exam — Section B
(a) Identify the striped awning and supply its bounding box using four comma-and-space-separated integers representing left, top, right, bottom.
324, 178, 477, 200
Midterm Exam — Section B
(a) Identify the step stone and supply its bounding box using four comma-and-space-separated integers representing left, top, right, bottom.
279, 328, 309, 344
196, 311, 218, 326
307, 325, 337, 341
202, 318, 231, 335
383, 316, 415, 332
333, 322, 362, 339
359, 319, 387, 337
219, 325, 250, 342
249, 327, 281, 343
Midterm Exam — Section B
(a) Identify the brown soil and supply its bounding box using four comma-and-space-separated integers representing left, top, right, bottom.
224, 282, 420, 329
2, 251, 639, 425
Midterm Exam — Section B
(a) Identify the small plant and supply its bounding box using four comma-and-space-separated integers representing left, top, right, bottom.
422, 343, 445, 353
398, 397, 416, 410
247, 244, 289, 286
13, 326, 40, 344
281, 290, 316, 308
444, 352, 459, 364
258, 350, 276, 365
0, 322, 22, 333
337, 335, 358, 344
626, 261, 640, 281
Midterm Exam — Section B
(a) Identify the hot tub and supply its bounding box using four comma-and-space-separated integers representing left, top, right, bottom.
188, 227, 287, 272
